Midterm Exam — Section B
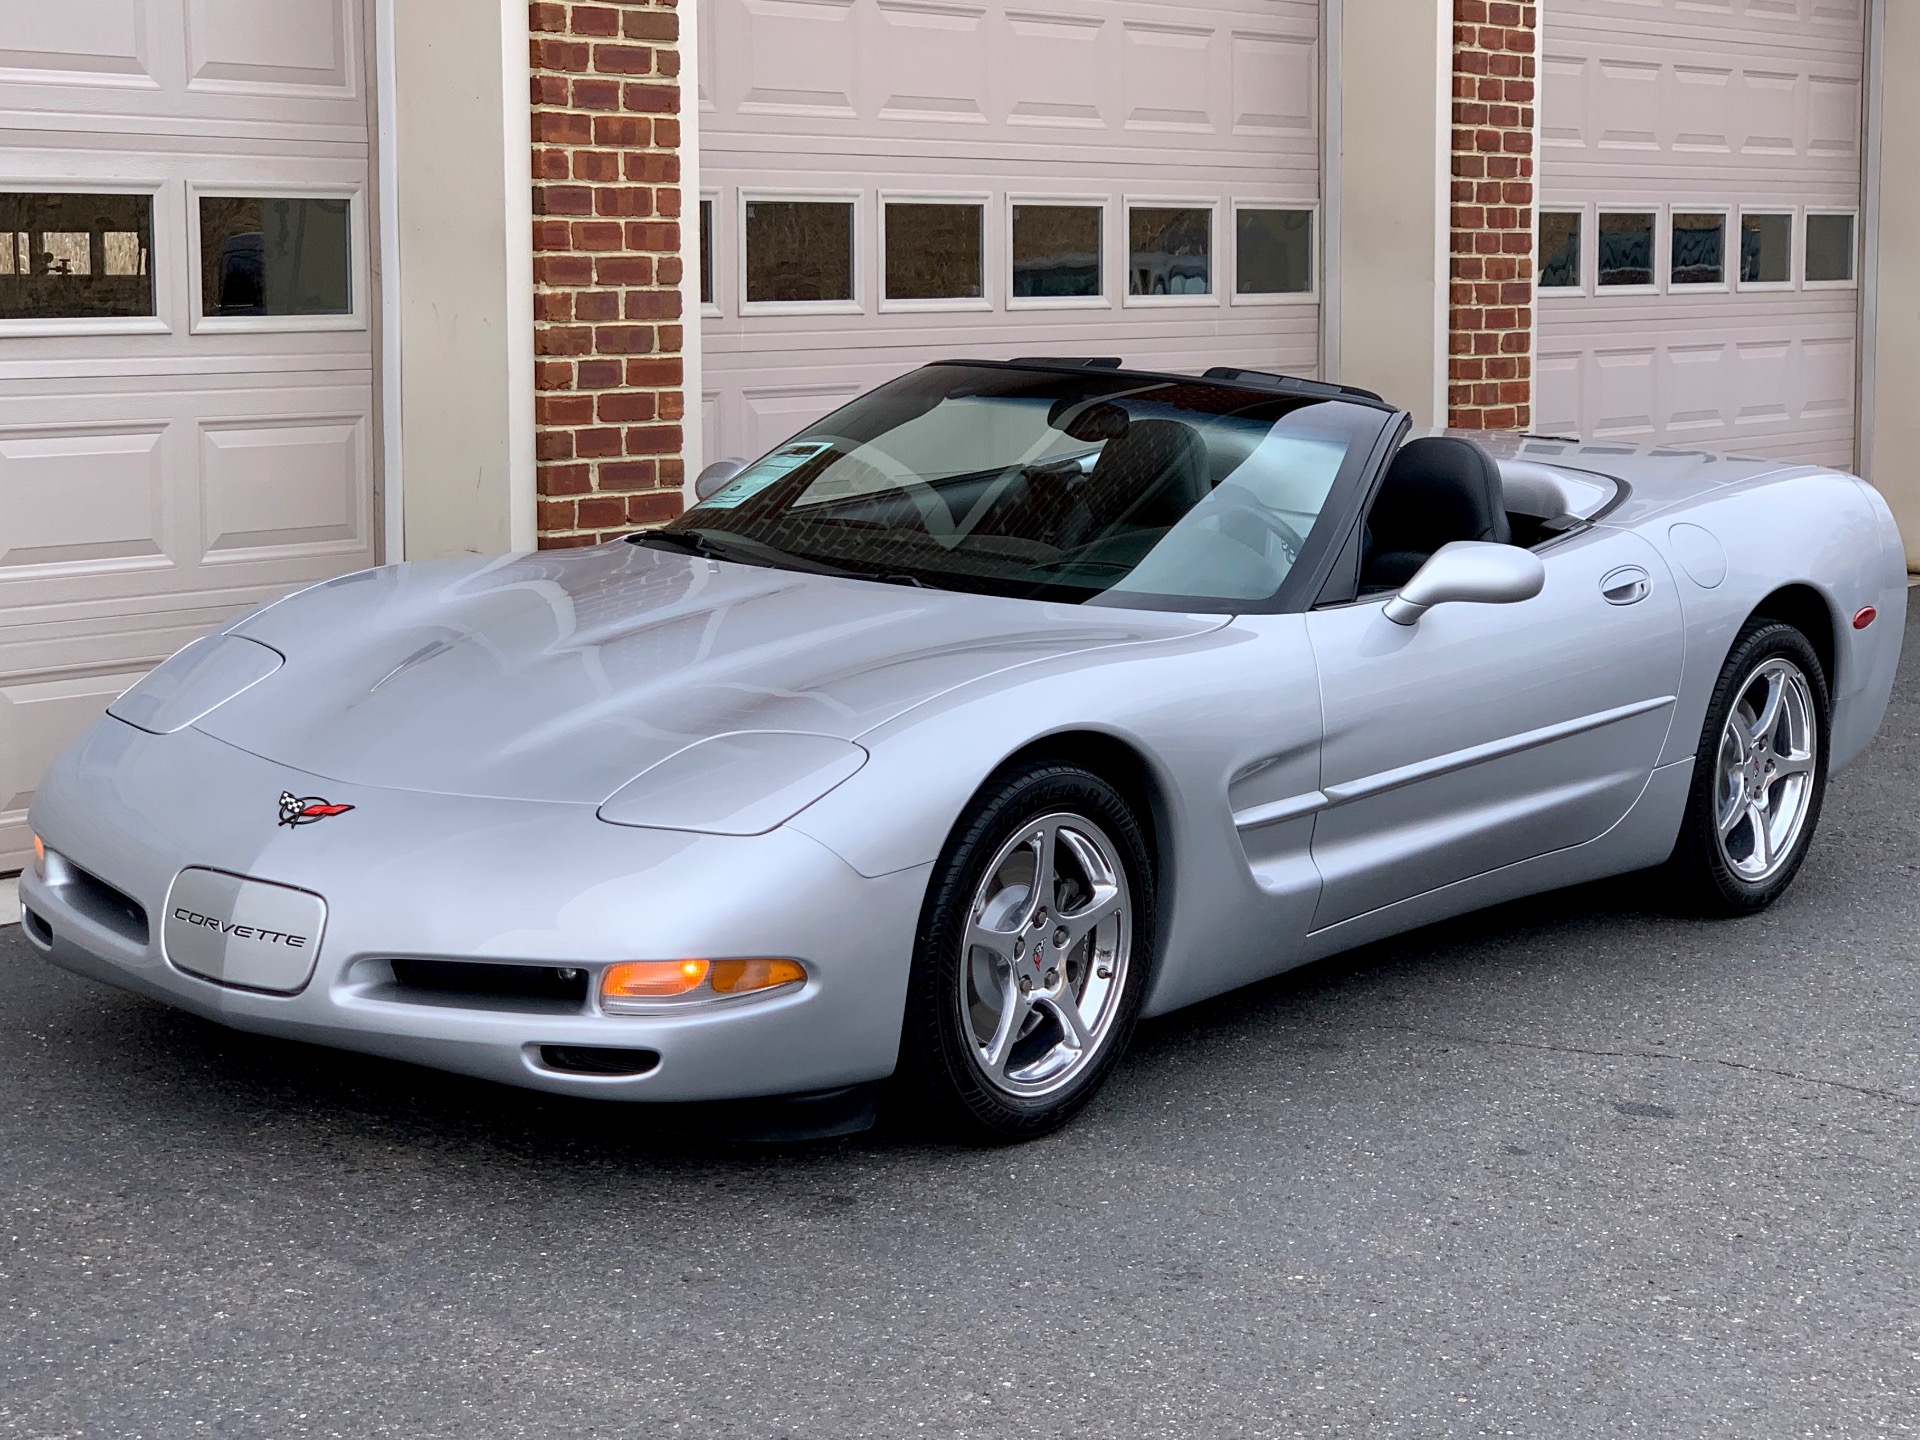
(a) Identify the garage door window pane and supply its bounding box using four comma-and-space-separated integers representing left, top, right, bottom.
746, 200, 854, 304
1740, 213, 1791, 284
200, 197, 351, 317
0, 192, 153, 320
1130, 207, 1211, 296
1539, 212, 1580, 289
1236, 209, 1312, 295
1670, 212, 1725, 285
1805, 213, 1855, 283
700, 198, 715, 306
885, 203, 983, 301
1012, 205, 1101, 298
1597, 212, 1654, 287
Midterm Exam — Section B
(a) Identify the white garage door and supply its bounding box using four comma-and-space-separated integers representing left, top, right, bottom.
697, 0, 1323, 464
1536, 0, 1864, 467
0, 0, 377, 872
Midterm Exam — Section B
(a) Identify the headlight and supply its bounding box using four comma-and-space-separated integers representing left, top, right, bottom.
596, 731, 867, 835
108, 633, 284, 735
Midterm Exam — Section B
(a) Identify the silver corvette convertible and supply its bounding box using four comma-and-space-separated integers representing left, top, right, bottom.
22, 360, 1908, 1140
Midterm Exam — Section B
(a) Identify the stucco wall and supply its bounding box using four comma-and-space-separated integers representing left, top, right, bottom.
1335, 0, 1452, 426
1864, 0, 1919, 570
389, 0, 537, 559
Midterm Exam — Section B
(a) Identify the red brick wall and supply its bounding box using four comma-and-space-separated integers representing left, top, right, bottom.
529, 0, 685, 549
1449, 1, 1537, 431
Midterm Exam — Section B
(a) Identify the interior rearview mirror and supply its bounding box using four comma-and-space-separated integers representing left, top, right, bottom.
1384, 541, 1546, 626
694, 457, 749, 503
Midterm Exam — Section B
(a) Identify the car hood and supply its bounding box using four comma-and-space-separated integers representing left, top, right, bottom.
200, 543, 1223, 804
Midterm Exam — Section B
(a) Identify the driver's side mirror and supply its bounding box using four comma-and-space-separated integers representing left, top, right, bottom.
1384, 541, 1545, 626
694, 457, 749, 503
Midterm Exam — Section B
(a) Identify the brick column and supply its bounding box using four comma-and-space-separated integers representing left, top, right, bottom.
1448, 1, 1536, 431
529, 0, 686, 549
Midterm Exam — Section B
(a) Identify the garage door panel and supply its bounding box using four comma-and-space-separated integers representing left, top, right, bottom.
0, 669, 148, 811
184, 0, 353, 96
198, 414, 368, 562
0, 1, 155, 83
736, 0, 856, 118
0, 0, 364, 136
0, 0, 372, 873
1231, 33, 1315, 137
1541, 0, 1861, 467
1664, 343, 1728, 431
0, 423, 168, 573
875, 0, 989, 125
1005, 12, 1105, 129
1122, 22, 1215, 133
704, 0, 1322, 462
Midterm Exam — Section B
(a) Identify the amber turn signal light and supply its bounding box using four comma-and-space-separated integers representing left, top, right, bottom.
710, 958, 806, 995
599, 957, 806, 1011
602, 959, 710, 1000
31, 833, 46, 879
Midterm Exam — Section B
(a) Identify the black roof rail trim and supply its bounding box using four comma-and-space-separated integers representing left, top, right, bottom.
1201, 366, 1384, 403
922, 358, 1402, 414
1008, 356, 1124, 369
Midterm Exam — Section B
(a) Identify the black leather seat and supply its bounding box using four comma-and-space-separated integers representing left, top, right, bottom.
1062, 417, 1208, 544
1359, 436, 1511, 590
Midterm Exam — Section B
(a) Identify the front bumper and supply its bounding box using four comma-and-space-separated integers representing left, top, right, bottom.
23, 717, 930, 1102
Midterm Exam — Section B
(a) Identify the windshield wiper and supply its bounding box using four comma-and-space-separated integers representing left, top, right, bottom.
635, 527, 930, 589
632, 528, 770, 567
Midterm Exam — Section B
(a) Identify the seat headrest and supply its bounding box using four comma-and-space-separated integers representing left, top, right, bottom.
1082, 418, 1207, 528
1369, 436, 1510, 552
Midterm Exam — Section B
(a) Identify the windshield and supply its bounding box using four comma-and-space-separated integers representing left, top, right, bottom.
647, 364, 1391, 609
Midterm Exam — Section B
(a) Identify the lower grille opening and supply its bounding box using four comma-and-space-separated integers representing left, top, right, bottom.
387, 959, 590, 1009
58, 865, 148, 946
22, 905, 53, 948
539, 1045, 662, 1078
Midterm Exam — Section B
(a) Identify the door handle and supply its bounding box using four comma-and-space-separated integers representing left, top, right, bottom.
1600, 565, 1651, 606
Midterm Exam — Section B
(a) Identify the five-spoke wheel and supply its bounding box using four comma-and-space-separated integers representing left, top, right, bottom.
1712, 656, 1819, 883
1670, 619, 1830, 914
960, 813, 1132, 1099
901, 761, 1155, 1142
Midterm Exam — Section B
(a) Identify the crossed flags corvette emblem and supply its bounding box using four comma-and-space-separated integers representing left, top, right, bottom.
278, 791, 355, 827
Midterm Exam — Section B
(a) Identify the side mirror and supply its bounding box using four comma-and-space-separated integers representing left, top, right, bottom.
694, 457, 749, 503
1384, 541, 1545, 626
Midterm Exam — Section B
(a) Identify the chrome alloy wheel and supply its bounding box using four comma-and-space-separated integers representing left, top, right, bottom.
1714, 656, 1819, 883
958, 813, 1132, 1099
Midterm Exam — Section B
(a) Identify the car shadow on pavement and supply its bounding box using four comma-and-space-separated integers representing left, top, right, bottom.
20, 865, 1701, 1175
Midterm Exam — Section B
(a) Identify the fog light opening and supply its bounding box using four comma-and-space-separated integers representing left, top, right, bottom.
538, 1045, 661, 1078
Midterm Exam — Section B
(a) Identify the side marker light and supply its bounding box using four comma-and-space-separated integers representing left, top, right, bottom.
31, 833, 46, 879
1853, 607, 1877, 630
710, 958, 806, 995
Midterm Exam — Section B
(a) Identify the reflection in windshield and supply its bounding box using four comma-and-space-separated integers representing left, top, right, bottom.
647, 364, 1389, 609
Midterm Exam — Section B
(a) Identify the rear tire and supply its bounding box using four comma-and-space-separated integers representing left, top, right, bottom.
1664, 619, 1830, 916
898, 761, 1156, 1144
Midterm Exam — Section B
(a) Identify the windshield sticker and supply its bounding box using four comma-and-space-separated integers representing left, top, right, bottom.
699, 440, 837, 510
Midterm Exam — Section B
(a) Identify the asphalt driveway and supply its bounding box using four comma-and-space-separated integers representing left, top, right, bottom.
3, 634, 1917, 1439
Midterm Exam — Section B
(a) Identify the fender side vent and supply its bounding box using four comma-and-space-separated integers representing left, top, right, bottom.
538, 1045, 662, 1078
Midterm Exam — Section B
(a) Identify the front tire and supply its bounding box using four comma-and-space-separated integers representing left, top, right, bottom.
1666, 619, 1830, 915
899, 761, 1156, 1143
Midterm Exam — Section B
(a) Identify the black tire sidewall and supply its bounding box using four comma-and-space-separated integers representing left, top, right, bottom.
900, 761, 1157, 1143
1673, 620, 1831, 915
